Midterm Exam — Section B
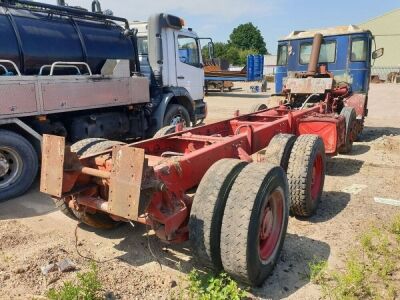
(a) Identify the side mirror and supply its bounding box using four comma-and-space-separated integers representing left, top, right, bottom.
372, 48, 384, 59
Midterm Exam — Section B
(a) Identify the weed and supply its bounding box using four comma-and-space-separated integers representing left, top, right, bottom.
173, 270, 247, 300
308, 258, 328, 284
46, 262, 103, 300
391, 215, 400, 239
311, 215, 400, 300
329, 255, 372, 299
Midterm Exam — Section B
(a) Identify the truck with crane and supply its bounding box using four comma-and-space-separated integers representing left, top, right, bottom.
39, 24, 383, 286
0, 0, 208, 201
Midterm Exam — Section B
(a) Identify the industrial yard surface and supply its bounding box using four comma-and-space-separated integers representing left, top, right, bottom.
1, 83, 399, 299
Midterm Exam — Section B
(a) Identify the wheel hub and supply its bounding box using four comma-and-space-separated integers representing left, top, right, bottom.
0, 153, 9, 177
0, 147, 22, 189
311, 154, 323, 201
170, 115, 183, 125
260, 207, 273, 240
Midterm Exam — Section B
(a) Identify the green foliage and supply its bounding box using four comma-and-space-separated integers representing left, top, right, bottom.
328, 255, 372, 299
173, 270, 247, 300
311, 215, 400, 300
47, 262, 103, 300
391, 215, 400, 239
308, 258, 328, 284
201, 22, 268, 66
229, 23, 267, 55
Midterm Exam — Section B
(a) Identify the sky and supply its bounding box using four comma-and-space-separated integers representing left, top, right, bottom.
40, 0, 399, 54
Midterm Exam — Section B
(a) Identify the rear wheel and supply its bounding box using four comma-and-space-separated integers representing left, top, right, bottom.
263, 134, 296, 172
55, 139, 125, 228
339, 107, 357, 154
189, 159, 247, 270
220, 163, 289, 286
163, 104, 191, 127
0, 130, 38, 201
287, 135, 326, 217
153, 125, 177, 138
250, 103, 268, 113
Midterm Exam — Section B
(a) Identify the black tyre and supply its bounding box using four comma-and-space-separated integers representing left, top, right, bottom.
263, 134, 297, 172
0, 130, 38, 201
153, 125, 177, 138
56, 139, 124, 228
250, 103, 268, 113
163, 104, 191, 127
189, 159, 248, 270
287, 135, 326, 217
220, 163, 289, 286
339, 107, 357, 154
71, 138, 125, 157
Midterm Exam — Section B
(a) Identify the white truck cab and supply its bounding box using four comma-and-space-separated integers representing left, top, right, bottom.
131, 14, 207, 132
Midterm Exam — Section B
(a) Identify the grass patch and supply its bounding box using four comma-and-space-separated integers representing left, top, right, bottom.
46, 262, 103, 300
309, 215, 400, 300
172, 270, 248, 300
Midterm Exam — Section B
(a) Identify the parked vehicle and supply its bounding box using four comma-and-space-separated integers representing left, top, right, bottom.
40, 26, 381, 286
0, 0, 207, 201
275, 25, 384, 136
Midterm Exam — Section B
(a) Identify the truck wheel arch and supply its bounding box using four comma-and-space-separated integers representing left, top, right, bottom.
0, 120, 42, 157
151, 89, 195, 135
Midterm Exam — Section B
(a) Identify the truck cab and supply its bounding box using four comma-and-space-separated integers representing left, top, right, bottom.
275, 25, 376, 94
131, 15, 207, 133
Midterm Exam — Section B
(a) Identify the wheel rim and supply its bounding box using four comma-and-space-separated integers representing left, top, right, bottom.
0, 147, 23, 189
311, 153, 323, 201
259, 188, 284, 262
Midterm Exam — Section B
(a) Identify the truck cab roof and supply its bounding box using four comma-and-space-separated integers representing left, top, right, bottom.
280, 25, 372, 41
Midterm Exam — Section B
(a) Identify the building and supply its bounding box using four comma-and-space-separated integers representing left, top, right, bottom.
359, 9, 400, 79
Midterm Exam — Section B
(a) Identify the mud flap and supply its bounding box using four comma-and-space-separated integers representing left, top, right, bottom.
108, 145, 145, 220
40, 135, 65, 197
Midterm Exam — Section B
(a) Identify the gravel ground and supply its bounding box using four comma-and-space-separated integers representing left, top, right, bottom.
0, 83, 399, 299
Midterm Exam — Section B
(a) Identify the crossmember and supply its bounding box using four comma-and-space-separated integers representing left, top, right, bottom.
41, 103, 344, 243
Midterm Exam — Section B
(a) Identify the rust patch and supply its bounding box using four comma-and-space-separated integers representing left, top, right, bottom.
108, 146, 145, 220
40, 135, 65, 197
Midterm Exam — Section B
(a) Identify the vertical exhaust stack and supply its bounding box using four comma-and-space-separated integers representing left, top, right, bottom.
57, 0, 65, 6
307, 33, 323, 76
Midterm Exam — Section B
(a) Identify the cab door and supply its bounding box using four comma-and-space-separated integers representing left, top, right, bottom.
175, 33, 204, 100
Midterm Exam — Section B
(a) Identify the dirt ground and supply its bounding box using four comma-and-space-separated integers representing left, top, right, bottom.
1, 83, 400, 300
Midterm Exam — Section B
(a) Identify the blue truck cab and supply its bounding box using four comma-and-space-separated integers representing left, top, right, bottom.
275, 26, 375, 95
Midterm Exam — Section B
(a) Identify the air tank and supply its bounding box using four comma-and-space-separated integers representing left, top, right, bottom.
0, 2, 135, 75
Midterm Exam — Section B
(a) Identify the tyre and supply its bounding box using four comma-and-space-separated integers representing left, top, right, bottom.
287, 135, 326, 217
250, 103, 268, 113
0, 130, 39, 201
339, 107, 357, 154
71, 138, 125, 157
220, 163, 289, 286
263, 134, 296, 172
153, 125, 177, 138
56, 139, 124, 228
189, 159, 248, 270
163, 104, 191, 127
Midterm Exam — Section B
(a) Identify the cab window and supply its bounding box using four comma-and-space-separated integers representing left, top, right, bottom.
300, 41, 336, 64
137, 37, 148, 55
351, 38, 368, 61
178, 36, 200, 67
277, 44, 288, 66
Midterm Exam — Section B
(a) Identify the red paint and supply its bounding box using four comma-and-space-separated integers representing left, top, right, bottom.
58, 103, 347, 243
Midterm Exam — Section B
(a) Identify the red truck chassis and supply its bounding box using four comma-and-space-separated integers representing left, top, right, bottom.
40, 101, 346, 285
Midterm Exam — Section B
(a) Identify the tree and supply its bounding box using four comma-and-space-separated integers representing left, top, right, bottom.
229, 23, 268, 55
